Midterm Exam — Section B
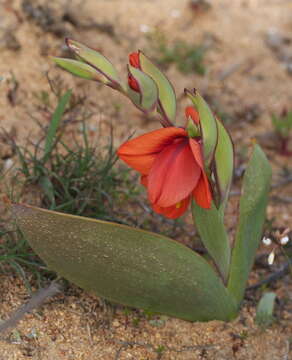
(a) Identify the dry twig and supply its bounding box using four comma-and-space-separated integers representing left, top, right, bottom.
0, 281, 62, 336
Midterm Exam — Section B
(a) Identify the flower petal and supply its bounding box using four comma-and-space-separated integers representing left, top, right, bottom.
140, 175, 148, 187
192, 174, 212, 209
189, 138, 204, 168
189, 138, 212, 208
117, 127, 187, 175
185, 106, 200, 125
148, 139, 201, 207
152, 196, 191, 219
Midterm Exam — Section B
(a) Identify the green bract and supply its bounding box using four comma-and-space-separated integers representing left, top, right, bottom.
66, 39, 122, 86
185, 89, 218, 166
213, 118, 234, 210
52, 57, 109, 83
127, 65, 158, 112
138, 52, 177, 124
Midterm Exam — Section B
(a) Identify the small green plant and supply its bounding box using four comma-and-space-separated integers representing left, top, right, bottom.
0, 226, 48, 289
271, 108, 292, 156
147, 31, 206, 75
155, 345, 166, 357
11, 39, 272, 322
9, 90, 138, 222
255, 292, 276, 328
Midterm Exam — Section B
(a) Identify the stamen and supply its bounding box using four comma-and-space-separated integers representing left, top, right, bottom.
176, 202, 182, 209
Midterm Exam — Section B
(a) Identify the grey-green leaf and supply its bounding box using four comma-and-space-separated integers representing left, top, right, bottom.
13, 204, 237, 322
192, 201, 230, 283
255, 292, 276, 327
228, 144, 272, 306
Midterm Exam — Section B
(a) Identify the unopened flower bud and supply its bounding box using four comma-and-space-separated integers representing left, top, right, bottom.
280, 235, 289, 245
262, 236, 272, 246
268, 251, 275, 265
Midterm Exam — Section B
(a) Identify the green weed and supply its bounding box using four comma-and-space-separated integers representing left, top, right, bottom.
271, 109, 292, 156
0, 227, 50, 290
147, 31, 206, 75
8, 91, 138, 221
0, 81, 140, 285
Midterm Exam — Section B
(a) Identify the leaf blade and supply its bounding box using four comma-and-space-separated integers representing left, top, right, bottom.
192, 201, 230, 283
13, 204, 237, 322
227, 144, 272, 306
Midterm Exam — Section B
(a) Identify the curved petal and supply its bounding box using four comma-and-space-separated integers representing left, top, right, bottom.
189, 138, 212, 209
117, 127, 187, 175
140, 175, 148, 187
148, 139, 201, 207
192, 175, 212, 209
152, 196, 191, 219
189, 138, 204, 168
185, 106, 200, 125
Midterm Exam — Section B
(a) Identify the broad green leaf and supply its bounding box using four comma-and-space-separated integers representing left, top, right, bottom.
52, 58, 108, 82
185, 89, 218, 165
214, 118, 234, 210
43, 90, 72, 162
255, 292, 276, 327
13, 204, 237, 322
128, 66, 158, 111
139, 52, 176, 123
228, 145, 272, 306
192, 201, 230, 283
66, 39, 122, 88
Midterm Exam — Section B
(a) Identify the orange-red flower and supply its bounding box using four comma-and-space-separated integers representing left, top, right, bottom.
128, 52, 141, 92
117, 107, 212, 219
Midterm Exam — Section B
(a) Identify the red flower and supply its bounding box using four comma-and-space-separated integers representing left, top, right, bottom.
128, 52, 141, 92
117, 107, 212, 219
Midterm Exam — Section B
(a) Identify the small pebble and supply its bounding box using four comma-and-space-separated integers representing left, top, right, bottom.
139, 24, 151, 33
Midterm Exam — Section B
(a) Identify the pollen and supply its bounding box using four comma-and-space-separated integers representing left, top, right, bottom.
176, 202, 182, 209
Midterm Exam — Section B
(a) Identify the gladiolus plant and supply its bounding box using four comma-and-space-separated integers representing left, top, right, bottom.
13, 40, 272, 322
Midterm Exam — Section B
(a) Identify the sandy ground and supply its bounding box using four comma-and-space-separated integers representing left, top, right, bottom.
0, 0, 292, 359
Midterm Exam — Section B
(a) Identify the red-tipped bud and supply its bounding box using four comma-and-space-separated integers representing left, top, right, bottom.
185, 106, 200, 125
129, 52, 141, 69
128, 74, 140, 92
128, 52, 141, 92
